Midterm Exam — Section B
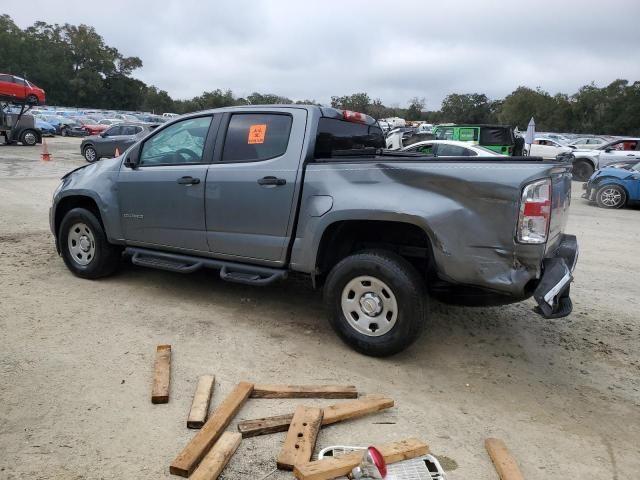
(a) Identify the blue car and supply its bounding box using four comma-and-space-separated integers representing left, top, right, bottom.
583, 161, 640, 209
35, 118, 56, 137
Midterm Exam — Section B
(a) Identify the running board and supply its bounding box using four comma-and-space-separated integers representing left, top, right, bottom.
125, 247, 287, 286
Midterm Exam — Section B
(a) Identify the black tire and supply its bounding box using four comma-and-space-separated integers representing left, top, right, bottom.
20, 129, 38, 146
60, 127, 68, 137
83, 145, 98, 163
324, 250, 427, 357
573, 159, 594, 182
59, 208, 121, 279
26, 94, 38, 105
595, 184, 627, 209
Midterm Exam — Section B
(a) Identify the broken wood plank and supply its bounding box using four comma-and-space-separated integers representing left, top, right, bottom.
293, 437, 428, 480
151, 344, 171, 404
485, 438, 526, 480
277, 406, 323, 470
170, 382, 253, 477
238, 395, 394, 438
187, 375, 215, 429
189, 431, 241, 480
251, 384, 357, 399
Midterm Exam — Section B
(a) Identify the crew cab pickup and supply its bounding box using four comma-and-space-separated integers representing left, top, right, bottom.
50, 106, 578, 356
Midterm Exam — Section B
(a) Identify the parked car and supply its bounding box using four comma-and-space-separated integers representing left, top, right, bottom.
80, 124, 154, 162
571, 137, 640, 181
433, 124, 516, 155
35, 118, 56, 137
569, 137, 607, 150
51, 106, 577, 356
0, 73, 46, 105
401, 140, 502, 157
582, 161, 640, 209
98, 119, 123, 126
526, 137, 574, 160
75, 117, 108, 136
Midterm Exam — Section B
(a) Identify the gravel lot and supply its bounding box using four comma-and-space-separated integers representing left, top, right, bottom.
1, 137, 638, 479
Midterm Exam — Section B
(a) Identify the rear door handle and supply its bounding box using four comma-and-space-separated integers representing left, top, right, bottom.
257, 176, 286, 186
176, 176, 200, 185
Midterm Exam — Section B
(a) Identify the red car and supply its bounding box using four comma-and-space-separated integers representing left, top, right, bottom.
0, 73, 46, 105
76, 117, 108, 136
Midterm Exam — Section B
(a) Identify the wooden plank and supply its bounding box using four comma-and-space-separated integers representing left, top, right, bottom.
485, 438, 526, 480
277, 406, 324, 471
170, 382, 253, 477
187, 375, 216, 429
251, 384, 357, 399
293, 437, 428, 480
189, 431, 241, 480
238, 395, 393, 438
151, 344, 171, 404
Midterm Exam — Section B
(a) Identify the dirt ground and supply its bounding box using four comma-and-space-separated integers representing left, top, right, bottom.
1, 136, 638, 480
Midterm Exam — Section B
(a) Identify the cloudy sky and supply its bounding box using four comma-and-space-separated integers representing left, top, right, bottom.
5, 0, 640, 108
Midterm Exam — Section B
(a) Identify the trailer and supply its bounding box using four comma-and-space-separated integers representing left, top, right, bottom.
0, 98, 42, 146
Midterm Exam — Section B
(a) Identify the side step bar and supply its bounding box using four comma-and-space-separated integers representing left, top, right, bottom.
125, 247, 287, 286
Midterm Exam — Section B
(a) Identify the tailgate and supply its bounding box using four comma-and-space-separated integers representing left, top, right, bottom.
546, 165, 573, 253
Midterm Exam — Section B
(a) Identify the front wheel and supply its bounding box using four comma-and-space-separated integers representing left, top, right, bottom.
59, 208, 121, 279
596, 185, 626, 209
324, 250, 427, 357
83, 145, 98, 163
573, 159, 594, 182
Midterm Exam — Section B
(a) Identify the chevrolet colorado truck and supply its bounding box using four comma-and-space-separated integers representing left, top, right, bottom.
50, 106, 578, 356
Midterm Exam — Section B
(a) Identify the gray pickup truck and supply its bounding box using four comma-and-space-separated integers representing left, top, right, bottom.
50, 105, 578, 356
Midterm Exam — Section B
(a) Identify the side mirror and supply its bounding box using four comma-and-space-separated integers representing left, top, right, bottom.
124, 145, 141, 169
100, 132, 107, 138
604, 148, 612, 153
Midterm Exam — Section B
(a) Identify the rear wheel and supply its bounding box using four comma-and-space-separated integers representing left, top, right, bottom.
573, 159, 594, 182
26, 94, 38, 105
324, 250, 427, 357
59, 208, 121, 279
596, 185, 626, 209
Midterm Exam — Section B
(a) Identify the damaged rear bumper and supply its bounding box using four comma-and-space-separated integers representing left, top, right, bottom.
533, 234, 578, 319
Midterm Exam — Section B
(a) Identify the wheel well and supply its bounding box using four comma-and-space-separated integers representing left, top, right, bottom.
574, 157, 595, 167
54, 196, 102, 238
316, 220, 435, 280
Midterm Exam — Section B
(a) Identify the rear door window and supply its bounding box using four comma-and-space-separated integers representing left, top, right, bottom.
314, 118, 384, 158
459, 128, 478, 141
222, 113, 292, 162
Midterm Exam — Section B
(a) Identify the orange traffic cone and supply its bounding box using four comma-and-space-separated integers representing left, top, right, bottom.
114, 147, 120, 157
41, 138, 51, 161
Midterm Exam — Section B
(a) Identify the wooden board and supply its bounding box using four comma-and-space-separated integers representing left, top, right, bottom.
485, 438, 526, 480
293, 437, 428, 480
189, 431, 241, 480
277, 406, 324, 471
170, 382, 253, 477
237, 395, 393, 438
187, 375, 215, 429
251, 384, 357, 399
151, 344, 171, 404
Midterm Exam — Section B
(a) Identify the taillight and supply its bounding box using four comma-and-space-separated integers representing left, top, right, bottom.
342, 110, 365, 123
517, 179, 551, 244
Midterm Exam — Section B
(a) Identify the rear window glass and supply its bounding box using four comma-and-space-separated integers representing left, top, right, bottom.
222, 114, 292, 162
314, 118, 384, 158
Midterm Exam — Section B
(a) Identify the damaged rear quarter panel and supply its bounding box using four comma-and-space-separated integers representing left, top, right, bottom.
291, 160, 564, 297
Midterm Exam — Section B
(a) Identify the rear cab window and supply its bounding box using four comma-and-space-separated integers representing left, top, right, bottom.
314, 113, 384, 159
221, 113, 292, 162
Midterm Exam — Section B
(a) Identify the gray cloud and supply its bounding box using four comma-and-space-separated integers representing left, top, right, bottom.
5, 0, 640, 108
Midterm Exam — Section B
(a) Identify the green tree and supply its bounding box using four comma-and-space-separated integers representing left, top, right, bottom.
406, 97, 426, 121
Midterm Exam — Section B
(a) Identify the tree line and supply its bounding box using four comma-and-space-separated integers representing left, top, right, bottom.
1, 15, 638, 135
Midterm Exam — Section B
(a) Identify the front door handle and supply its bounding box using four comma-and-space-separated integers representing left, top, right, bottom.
257, 176, 286, 186
176, 176, 200, 185
626, 154, 636, 157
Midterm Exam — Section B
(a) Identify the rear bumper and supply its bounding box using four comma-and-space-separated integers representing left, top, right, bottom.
533, 234, 578, 318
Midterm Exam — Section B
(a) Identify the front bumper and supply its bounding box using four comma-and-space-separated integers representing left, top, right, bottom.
533, 234, 578, 319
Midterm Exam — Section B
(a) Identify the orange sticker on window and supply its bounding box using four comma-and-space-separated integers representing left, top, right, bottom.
248, 124, 267, 144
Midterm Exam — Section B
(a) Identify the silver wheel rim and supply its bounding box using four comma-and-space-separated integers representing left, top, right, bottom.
85, 147, 96, 162
24, 132, 36, 145
600, 188, 622, 207
67, 222, 96, 266
341, 275, 398, 337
